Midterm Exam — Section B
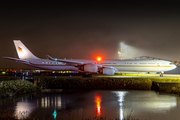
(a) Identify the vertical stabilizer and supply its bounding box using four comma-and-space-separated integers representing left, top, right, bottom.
13, 40, 39, 60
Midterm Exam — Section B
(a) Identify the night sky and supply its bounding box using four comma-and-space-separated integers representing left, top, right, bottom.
1, 1, 180, 68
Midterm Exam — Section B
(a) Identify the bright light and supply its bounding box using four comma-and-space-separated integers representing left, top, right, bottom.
14, 102, 35, 119
112, 91, 129, 120
2, 72, 6, 74
120, 42, 125, 47
52, 109, 57, 119
118, 41, 147, 59
96, 57, 102, 62
95, 94, 102, 117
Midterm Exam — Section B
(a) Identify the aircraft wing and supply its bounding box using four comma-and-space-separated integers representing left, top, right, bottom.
46, 55, 119, 71
46, 55, 85, 65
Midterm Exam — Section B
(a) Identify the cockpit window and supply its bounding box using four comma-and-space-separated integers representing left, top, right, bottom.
169, 63, 174, 65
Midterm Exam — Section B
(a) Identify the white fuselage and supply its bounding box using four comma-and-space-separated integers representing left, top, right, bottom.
21, 59, 176, 72
7, 40, 176, 74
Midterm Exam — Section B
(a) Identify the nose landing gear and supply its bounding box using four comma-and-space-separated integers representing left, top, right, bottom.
160, 72, 164, 77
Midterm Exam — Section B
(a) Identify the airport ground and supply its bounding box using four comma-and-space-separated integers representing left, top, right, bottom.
1, 73, 180, 80
1, 73, 180, 98
94, 73, 180, 78
29, 73, 180, 79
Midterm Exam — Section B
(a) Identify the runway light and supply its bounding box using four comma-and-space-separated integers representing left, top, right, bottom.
2, 72, 6, 74
96, 57, 102, 62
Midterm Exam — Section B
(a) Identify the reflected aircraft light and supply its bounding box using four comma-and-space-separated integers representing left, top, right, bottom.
95, 94, 102, 117
48, 97, 50, 108
58, 96, 62, 108
51, 97, 54, 107
55, 97, 57, 108
52, 109, 57, 119
41, 98, 44, 108
45, 97, 47, 108
15, 102, 35, 119
40, 96, 62, 108
112, 91, 129, 120
141, 99, 177, 110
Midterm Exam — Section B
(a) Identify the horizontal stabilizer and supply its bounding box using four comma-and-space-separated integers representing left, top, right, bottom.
3, 56, 29, 63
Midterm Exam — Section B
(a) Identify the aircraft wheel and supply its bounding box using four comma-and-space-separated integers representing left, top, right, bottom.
82, 73, 92, 77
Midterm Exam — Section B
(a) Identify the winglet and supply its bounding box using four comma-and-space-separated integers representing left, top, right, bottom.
46, 55, 56, 60
46, 55, 84, 65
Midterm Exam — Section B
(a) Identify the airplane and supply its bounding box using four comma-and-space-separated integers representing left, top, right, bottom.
3, 40, 177, 77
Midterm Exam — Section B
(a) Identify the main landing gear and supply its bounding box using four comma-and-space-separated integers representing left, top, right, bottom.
82, 73, 92, 77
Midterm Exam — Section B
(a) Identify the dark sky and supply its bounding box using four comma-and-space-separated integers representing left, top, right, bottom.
1, 1, 180, 68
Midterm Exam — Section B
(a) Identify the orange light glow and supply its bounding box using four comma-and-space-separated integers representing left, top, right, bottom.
95, 94, 102, 117
96, 57, 102, 62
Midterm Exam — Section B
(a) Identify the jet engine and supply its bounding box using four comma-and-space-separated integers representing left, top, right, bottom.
100, 67, 115, 75
83, 64, 98, 73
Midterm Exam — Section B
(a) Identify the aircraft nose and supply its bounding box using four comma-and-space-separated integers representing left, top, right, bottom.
173, 64, 177, 69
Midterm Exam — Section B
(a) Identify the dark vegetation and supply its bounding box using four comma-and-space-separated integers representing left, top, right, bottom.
0, 80, 40, 97
37, 77, 152, 90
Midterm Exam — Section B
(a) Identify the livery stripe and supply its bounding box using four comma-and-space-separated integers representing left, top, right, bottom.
104, 65, 173, 67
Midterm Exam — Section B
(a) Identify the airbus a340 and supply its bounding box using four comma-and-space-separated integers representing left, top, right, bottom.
3, 40, 176, 77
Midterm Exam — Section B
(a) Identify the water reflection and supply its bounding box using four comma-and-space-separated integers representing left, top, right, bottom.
40, 96, 62, 108
112, 91, 129, 120
95, 94, 102, 117
15, 102, 35, 119
52, 109, 57, 119
1, 90, 180, 120
124, 92, 177, 113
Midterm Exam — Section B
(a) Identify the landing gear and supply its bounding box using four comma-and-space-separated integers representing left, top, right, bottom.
82, 73, 92, 77
160, 74, 163, 77
160, 72, 164, 77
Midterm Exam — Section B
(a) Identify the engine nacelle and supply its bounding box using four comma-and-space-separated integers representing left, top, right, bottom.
84, 64, 98, 73
102, 68, 115, 75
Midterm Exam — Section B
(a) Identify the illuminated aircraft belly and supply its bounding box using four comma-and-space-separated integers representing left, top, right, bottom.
36, 66, 77, 71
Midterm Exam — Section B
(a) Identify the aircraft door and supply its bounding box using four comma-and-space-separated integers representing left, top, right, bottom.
157, 63, 162, 72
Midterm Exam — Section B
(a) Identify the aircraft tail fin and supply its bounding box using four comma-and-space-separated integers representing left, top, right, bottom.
13, 40, 39, 60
